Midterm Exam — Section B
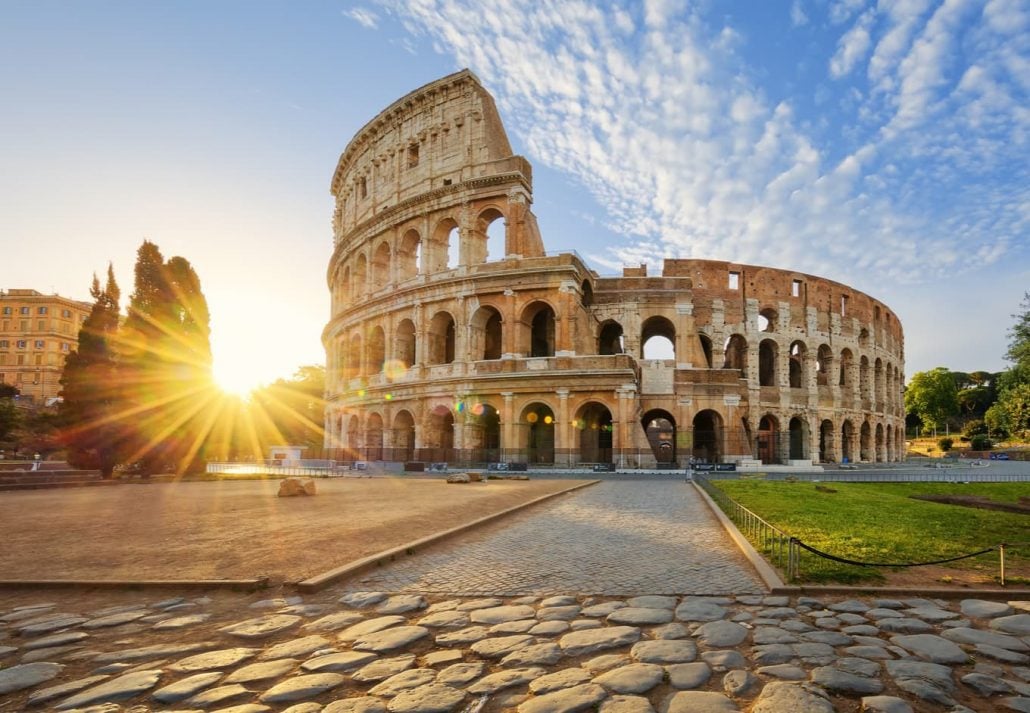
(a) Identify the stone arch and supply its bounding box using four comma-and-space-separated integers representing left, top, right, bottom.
521, 301, 556, 357
758, 307, 777, 332
467, 402, 501, 462
757, 414, 780, 465
397, 228, 421, 280
521, 402, 555, 464
789, 416, 808, 460
470, 305, 503, 360
759, 338, 778, 386
841, 419, 857, 463
424, 404, 455, 462
698, 333, 714, 368
819, 419, 835, 463
860, 421, 873, 461
641, 316, 676, 360
395, 319, 416, 368
428, 311, 456, 364
723, 334, 748, 373
353, 253, 368, 299
692, 410, 722, 463
366, 412, 384, 461
642, 409, 676, 464
372, 241, 391, 287
392, 410, 415, 462
599, 320, 625, 355
367, 325, 386, 375
816, 344, 833, 386
789, 341, 806, 388
575, 402, 613, 464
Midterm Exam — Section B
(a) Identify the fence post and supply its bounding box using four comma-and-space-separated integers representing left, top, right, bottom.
1000, 544, 1006, 587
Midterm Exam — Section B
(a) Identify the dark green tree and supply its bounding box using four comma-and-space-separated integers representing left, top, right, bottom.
59, 267, 124, 477
904, 367, 959, 437
119, 241, 214, 475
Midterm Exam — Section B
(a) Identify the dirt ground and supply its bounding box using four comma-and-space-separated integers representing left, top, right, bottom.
0, 477, 584, 583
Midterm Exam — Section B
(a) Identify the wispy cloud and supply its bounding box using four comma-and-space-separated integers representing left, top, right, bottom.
382, 0, 1027, 289
344, 7, 379, 29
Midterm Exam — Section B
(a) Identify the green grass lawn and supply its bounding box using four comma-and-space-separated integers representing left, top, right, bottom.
712, 480, 1030, 584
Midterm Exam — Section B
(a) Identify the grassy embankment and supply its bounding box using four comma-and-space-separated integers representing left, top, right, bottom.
715, 480, 1030, 584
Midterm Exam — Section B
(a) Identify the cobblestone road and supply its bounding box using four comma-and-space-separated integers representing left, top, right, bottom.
346, 480, 765, 596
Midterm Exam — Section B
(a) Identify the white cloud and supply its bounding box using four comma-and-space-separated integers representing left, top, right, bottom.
344, 7, 379, 29
382, 0, 1027, 291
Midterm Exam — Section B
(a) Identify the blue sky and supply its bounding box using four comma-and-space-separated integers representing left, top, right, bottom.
1, 1, 1026, 392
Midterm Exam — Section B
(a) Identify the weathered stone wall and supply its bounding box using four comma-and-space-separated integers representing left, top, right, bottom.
324, 71, 905, 467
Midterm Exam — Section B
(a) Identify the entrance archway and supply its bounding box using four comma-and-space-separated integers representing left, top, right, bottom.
642, 409, 676, 464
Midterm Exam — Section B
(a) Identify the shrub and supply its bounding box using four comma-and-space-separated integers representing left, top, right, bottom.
970, 434, 993, 451
938, 437, 954, 452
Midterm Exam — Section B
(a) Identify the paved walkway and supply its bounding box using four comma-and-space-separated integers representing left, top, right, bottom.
345, 480, 765, 596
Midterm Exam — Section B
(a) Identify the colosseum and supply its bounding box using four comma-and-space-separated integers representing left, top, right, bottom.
323, 70, 905, 469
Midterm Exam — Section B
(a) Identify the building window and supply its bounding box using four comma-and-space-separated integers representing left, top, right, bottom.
16, 340, 26, 349
34, 340, 45, 349
728, 271, 740, 290
792, 280, 801, 297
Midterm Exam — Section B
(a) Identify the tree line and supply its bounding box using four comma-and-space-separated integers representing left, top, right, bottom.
905, 292, 1030, 446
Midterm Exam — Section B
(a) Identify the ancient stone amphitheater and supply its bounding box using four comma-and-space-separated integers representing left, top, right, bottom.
323, 70, 904, 468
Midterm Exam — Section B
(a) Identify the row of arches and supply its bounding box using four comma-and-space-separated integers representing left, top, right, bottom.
331, 208, 507, 310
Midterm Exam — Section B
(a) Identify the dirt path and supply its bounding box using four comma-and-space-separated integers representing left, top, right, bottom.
0, 477, 584, 582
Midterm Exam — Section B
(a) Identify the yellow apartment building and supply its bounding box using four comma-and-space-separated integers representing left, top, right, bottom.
0, 289, 91, 406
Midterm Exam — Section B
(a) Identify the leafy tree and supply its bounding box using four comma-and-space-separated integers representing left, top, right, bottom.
119, 241, 214, 475
904, 367, 959, 437
59, 267, 124, 477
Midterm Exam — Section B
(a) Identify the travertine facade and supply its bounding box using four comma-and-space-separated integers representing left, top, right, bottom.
0, 289, 91, 406
323, 71, 904, 467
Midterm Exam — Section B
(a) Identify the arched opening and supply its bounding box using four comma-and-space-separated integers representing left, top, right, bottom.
468, 402, 501, 463
481, 208, 506, 263
372, 242, 391, 288
581, 280, 594, 308
522, 403, 555, 464
575, 402, 613, 463
759, 339, 778, 386
841, 420, 856, 463
789, 417, 807, 460
395, 319, 416, 369
392, 410, 415, 462
424, 405, 455, 462
428, 312, 456, 364
757, 414, 780, 464
598, 321, 624, 355
819, 419, 834, 463
723, 334, 748, 374
816, 345, 833, 386
642, 409, 676, 464
789, 341, 806, 388
521, 301, 556, 357
366, 413, 384, 461
758, 307, 777, 332
470, 306, 503, 361
839, 349, 853, 388
875, 423, 885, 462
692, 410, 721, 463
860, 421, 872, 462
353, 253, 367, 299
367, 326, 386, 375
347, 333, 363, 377
398, 229, 421, 280
641, 316, 676, 360
699, 334, 714, 368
